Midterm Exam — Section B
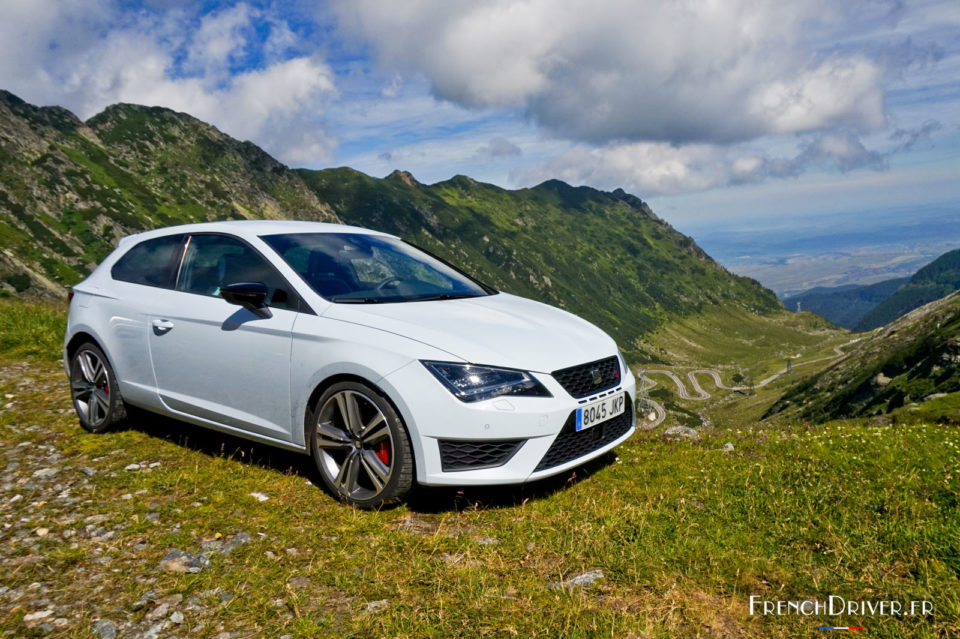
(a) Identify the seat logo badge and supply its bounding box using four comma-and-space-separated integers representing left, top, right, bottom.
590, 369, 603, 385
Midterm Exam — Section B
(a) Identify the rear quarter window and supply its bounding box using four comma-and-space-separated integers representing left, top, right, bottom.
111, 234, 184, 288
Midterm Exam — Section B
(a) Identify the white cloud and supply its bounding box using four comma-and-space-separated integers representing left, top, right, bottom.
520, 142, 727, 195
0, 1, 338, 164
183, 3, 255, 77
520, 128, 894, 196
473, 137, 522, 161
336, 0, 891, 145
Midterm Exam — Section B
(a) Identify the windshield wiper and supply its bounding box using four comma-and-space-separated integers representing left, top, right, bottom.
330, 297, 383, 304
410, 293, 479, 302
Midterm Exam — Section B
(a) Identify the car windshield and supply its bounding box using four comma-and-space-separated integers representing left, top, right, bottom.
260, 232, 495, 303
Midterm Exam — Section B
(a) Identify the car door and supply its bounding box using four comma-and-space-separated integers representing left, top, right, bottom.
100, 233, 186, 409
147, 233, 299, 442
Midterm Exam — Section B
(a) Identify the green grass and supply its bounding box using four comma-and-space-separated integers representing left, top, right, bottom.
1, 301, 957, 637
2, 359, 957, 637
0, 299, 65, 361
639, 307, 844, 370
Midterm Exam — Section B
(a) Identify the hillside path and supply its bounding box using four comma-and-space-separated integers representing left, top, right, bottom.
633, 337, 861, 426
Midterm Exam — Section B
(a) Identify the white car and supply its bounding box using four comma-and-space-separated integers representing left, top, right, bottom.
64, 221, 636, 507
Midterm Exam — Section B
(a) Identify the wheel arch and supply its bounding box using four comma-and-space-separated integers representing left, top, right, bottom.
66, 331, 104, 362
302, 373, 410, 450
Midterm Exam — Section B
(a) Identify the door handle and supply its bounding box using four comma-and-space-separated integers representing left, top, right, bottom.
152, 319, 175, 333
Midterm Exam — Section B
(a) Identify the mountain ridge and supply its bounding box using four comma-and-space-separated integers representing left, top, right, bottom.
766, 289, 960, 422
855, 247, 960, 331
0, 90, 779, 359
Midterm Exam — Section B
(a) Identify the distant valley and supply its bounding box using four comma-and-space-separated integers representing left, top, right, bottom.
781, 247, 960, 330
686, 205, 960, 298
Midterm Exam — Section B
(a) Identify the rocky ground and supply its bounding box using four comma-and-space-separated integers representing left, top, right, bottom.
2, 357, 957, 638
0, 358, 610, 638
0, 360, 272, 638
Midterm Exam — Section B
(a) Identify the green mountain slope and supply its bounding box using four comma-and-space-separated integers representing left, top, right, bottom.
766, 291, 960, 422
0, 90, 781, 361
0, 90, 337, 295
855, 248, 960, 331
298, 168, 780, 359
782, 277, 908, 329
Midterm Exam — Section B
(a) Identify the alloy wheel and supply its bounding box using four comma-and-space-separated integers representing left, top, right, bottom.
315, 390, 394, 501
71, 350, 111, 428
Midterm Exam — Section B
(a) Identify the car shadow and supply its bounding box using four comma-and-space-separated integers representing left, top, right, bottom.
405, 451, 618, 513
122, 408, 619, 513
123, 407, 315, 477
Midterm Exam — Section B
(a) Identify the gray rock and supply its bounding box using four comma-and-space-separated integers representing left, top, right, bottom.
147, 602, 170, 620
32, 468, 57, 479
287, 576, 313, 590
130, 589, 159, 610
722, 442, 735, 452
364, 599, 390, 613
159, 549, 209, 573
217, 591, 234, 603
550, 570, 605, 590
140, 620, 170, 639
80, 467, 97, 477
474, 536, 499, 545
664, 425, 700, 440
221, 531, 252, 554
170, 610, 184, 624
124, 463, 141, 471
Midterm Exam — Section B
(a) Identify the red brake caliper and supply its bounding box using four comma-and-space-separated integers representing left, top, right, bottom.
375, 441, 390, 466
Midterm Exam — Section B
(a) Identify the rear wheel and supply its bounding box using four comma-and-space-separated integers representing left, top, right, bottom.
69, 342, 127, 433
309, 381, 414, 508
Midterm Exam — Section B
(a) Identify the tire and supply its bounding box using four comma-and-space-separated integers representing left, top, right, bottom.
69, 342, 127, 433
309, 381, 414, 508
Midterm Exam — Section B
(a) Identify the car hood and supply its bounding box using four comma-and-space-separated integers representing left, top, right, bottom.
322, 292, 617, 372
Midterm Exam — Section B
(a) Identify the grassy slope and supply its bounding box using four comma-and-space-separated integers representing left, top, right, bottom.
769, 291, 960, 422
298, 168, 780, 361
0, 91, 337, 295
782, 277, 909, 329
2, 301, 957, 638
856, 248, 960, 331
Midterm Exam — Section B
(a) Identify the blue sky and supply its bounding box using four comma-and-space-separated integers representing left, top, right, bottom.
1, 0, 958, 235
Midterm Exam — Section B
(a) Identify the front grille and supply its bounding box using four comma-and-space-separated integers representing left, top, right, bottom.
438, 439, 525, 472
534, 400, 633, 472
551, 355, 621, 398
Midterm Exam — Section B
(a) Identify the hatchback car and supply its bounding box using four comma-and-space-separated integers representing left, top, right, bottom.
64, 221, 636, 507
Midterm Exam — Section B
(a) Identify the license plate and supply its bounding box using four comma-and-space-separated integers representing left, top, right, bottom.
576, 393, 625, 431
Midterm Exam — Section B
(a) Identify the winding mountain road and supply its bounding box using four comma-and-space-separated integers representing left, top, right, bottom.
633, 337, 862, 429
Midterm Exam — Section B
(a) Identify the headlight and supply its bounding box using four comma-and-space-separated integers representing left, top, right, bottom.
421, 361, 552, 402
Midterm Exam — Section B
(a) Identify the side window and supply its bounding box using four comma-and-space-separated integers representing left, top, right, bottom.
176, 235, 294, 310
111, 235, 184, 288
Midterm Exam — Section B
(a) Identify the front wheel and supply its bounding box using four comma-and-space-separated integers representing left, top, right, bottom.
309, 381, 414, 508
69, 342, 127, 433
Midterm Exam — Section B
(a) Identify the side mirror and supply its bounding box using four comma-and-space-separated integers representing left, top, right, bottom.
221, 282, 272, 318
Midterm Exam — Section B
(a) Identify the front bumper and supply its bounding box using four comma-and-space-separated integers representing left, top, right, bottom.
380, 358, 637, 485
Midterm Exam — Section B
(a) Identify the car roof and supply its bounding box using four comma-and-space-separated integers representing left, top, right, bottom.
117, 220, 393, 247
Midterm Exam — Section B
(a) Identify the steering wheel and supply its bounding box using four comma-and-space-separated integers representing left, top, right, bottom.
375, 276, 402, 291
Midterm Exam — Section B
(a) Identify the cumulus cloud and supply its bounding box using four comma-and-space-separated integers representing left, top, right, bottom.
522, 129, 893, 196
335, 0, 890, 145
0, 1, 338, 164
520, 142, 727, 195
473, 137, 522, 161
